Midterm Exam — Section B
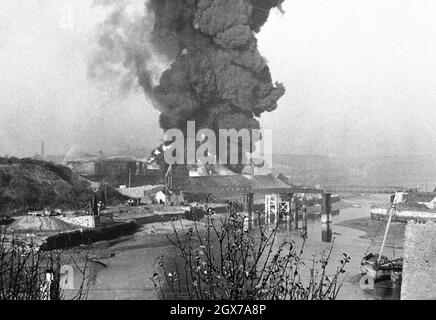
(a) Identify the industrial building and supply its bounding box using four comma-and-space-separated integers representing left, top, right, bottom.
66, 156, 163, 187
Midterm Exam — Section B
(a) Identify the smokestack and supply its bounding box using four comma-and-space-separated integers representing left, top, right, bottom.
41, 141, 45, 159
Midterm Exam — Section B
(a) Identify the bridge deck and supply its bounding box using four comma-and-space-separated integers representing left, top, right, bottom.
325, 186, 403, 193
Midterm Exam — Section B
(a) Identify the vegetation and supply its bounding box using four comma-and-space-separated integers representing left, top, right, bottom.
0, 228, 92, 300
0, 157, 91, 214
0, 157, 126, 215
153, 208, 350, 300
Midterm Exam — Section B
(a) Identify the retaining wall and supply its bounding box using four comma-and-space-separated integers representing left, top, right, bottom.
40, 221, 137, 251
401, 221, 436, 300
56, 215, 96, 228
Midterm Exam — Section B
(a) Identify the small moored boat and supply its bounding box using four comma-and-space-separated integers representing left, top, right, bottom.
360, 206, 403, 283
360, 253, 403, 281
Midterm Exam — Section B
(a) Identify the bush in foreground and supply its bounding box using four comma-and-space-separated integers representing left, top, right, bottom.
0, 229, 91, 300
154, 210, 350, 300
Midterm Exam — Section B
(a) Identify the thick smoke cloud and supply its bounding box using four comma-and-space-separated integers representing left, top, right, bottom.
89, 0, 161, 97
149, 0, 285, 132
91, 0, 285, 172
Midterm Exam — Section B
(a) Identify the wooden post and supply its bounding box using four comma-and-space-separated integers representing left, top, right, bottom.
243, 194, 248, 212
286, 211, 291, 230
128, 168, 132, 188
291, 196, 297, 228
275, 197, 279, 225
321, 193, 332, 242
104, 184, 108, 206
321, 222, 332, 243
247, 193, 254, 220
321, 193, 332, 224
302, 201, 307, 237
92, 193, 98, 216
267, 205, 271, 224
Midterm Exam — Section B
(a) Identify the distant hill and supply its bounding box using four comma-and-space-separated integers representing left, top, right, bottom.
272, 154, 436, 189
0, 158, 126, 215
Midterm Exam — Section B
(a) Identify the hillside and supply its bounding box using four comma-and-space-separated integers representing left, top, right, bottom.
0, 157, 126, 215
273, 154, 436, 188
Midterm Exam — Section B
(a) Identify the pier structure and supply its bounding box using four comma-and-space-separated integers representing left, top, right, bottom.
321, 193, 333, 242
246, 190, 333, 242
264, 194, 291, 224
245, 186, 331, 239
179, 175, 332, 237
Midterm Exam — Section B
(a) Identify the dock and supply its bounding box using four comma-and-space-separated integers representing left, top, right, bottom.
401, 220, 436, 300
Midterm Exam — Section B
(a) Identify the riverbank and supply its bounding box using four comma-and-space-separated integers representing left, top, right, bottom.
337, 218, 406, 247
1, 204, 204, 250
56, 193, 406, 300
1, 219, 138, 251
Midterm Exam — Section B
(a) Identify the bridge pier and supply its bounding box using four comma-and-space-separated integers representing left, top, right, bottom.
290, 196, 297, 228
301, 200, 308, 238
321, 193, 332, 224
243, 193, 254, 220
321, 193, 333, 242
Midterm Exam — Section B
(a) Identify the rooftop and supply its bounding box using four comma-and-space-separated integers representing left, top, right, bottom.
179, 174, 324, 195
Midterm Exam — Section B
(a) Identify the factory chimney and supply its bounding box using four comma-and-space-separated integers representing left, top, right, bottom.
41, 141, 45, 160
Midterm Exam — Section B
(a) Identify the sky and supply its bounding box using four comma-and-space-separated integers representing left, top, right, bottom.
1, 0, 436, 158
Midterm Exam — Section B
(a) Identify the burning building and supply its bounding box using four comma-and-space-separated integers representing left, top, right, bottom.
66, 156, 163, 187
91, 0, 286, 176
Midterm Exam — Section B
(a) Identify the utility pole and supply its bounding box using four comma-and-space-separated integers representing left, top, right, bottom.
128, 168, 132, 188
41, 141, 45, 159
104, 184, 108, 205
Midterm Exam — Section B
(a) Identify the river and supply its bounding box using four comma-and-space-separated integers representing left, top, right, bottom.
65, 193, 402, 300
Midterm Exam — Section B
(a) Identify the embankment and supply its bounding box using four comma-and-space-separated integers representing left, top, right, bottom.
40, 221, 137, 251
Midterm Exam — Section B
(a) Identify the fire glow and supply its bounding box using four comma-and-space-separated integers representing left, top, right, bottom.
163, 121, 272, 167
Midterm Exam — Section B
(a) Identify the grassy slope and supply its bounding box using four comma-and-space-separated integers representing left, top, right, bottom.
0, 157, 126, 215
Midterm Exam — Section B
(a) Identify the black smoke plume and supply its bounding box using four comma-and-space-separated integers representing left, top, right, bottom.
90, 0, 285, 173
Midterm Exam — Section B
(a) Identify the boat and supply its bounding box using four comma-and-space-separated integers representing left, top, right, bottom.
360, 253, 403, 281
360, 207, 403, 283
390, 270, 402, 285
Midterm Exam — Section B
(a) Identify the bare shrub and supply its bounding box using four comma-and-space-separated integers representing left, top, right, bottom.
0, 229, 92, 300
153, 210, 350, 300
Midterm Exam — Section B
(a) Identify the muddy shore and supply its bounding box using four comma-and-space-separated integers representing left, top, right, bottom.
61, 194, 404, 300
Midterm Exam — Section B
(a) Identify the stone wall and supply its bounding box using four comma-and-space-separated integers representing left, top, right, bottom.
40, 221, 137, 251
401, 220, 436, 300
56, 215, 96, 228
371, 209, 436, 223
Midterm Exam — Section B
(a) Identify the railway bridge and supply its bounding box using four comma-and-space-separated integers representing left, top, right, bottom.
324, 185, 403, 194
